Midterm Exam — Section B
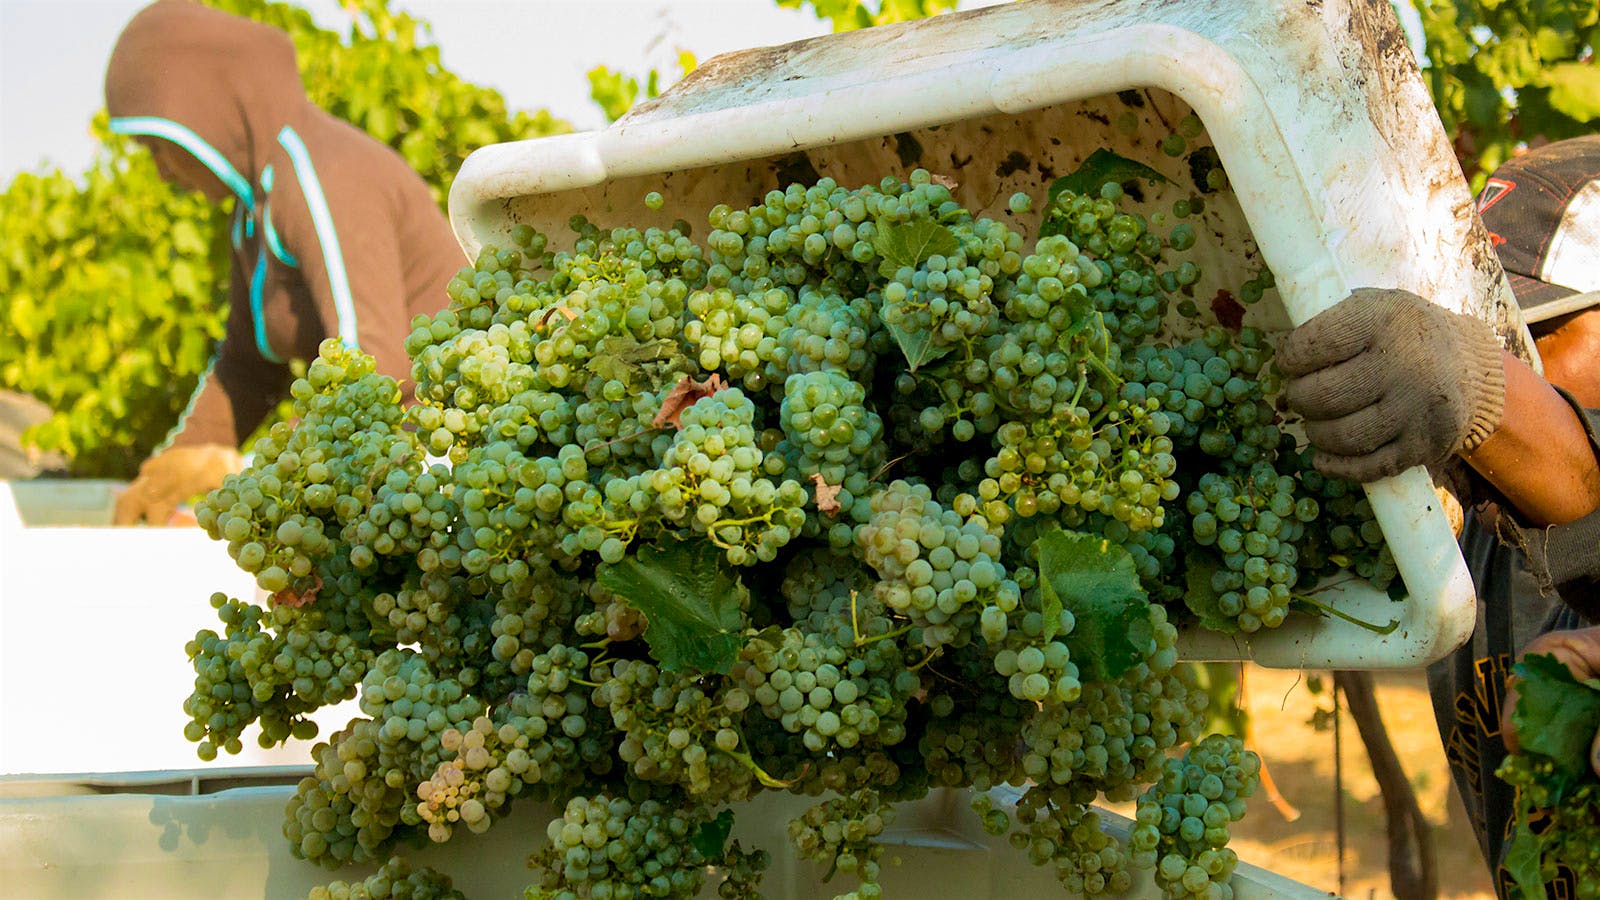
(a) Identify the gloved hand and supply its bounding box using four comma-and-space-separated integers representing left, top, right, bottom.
113, 443, 244, 525
1501, 626, 1600, 779
1275, 287, 1506, 483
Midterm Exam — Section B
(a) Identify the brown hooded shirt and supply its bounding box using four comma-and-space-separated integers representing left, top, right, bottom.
105, 0, 463, 449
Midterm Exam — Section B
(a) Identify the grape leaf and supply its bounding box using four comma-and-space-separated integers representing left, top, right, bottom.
1508, 653, 1600, 790
1502, 815, 1545, 900
596, 539, 747, 674
880, 297, 952, 372
691, 809, 735, 861
1034, 529, 1153, 682
1182, 555, 1241, 634
1046, 148, 1171, 205
872, 219, 958, 271
588, 335, 686, 393
1543, 63, 1600, 121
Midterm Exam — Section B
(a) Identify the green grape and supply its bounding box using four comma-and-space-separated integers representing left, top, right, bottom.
308, 855, 465, 900
164, 166, 1402, 898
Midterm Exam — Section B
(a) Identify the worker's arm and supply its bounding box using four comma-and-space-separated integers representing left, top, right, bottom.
1460, 350, 1600, 527
114, 266, 288, 525
1277, 288, 1600, 619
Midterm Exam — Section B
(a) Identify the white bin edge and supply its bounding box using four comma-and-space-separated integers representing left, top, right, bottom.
0, 767, 1338, 900
445, 0, 1523, 669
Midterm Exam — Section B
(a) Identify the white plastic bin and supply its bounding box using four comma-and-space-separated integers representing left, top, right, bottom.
447, 0, 1529, 670
0, 481, 359, 775
0, 769, 1334, 899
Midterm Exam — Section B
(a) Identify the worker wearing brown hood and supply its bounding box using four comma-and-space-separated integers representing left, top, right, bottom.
105, 0, 464, 524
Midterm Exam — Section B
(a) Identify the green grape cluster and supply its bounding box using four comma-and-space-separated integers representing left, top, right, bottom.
525, 791, 715, 900
1020, 606, 1203, 799
735, 621, 917, 755
1498, 751, 1600, 898
498, 644, 617, 803
1184, 463, 1317, 633
197, 340, 420, 595
592, 658, 756, 801
779, 369, 886, 501
922, 644, 1032, 790
1011, 787, 1134, 896
856, 480, 1017, 648
417, 715, 530, 843
1290, 451, 1400, 592
178, 162, 1403, 898
787, 789, 895, 900
308, 855, 465, 900
771, 285, 877, 382
182, 593, 370, 760
1127, 327, 1281, 467
1129, 733, 1261, 899
1041, 183, 1184, 351
651, 386, 807, 565
981, 396, 1178, 531
284, 649, 483, 867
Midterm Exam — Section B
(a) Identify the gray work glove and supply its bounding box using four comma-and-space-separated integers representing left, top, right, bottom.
1276, 287, 1506, 483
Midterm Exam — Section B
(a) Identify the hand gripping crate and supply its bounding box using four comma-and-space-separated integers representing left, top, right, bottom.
448, 0, 1533, 669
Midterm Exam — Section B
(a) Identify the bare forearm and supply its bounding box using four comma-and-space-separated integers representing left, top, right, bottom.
1462, 349, 1600, 527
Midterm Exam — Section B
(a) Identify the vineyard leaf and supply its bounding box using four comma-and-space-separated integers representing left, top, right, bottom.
1047, 148, 1170, 205
171, 219, 207, 255
1544, 63, 1600, 120
596, 539, 747, 674
692, 809, 735, 860
653, 372, 728, 429
880, 294, 954, 371
1035, 528, 1152, 681
872, 219, 958, 271
1502, 816, 1544, 900
587, 334, 685, 391
1508, 652, 1600, 790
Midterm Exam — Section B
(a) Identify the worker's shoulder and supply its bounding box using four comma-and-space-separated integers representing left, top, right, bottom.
268, 111, 435, 213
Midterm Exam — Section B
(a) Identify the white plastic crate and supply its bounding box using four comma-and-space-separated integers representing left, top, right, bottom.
0, 769, 1332, 899
447, 0, 1533, 669
0, 481, 359, 775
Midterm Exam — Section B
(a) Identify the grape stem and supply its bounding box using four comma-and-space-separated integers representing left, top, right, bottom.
724, 748, 801, 788
1290, 593, 1399, 635
848, 590, 912, 648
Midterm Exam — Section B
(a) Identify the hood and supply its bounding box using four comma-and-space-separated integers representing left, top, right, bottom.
105, 0, 311, 208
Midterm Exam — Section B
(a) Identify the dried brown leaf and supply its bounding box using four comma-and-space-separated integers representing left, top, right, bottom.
653, 373, 727, 429
812, 474, 842, 514
271, 572, 323, 609
537, 306, 578, 330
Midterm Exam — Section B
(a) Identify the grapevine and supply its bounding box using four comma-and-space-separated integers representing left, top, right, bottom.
1496, 653, 1600, 899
